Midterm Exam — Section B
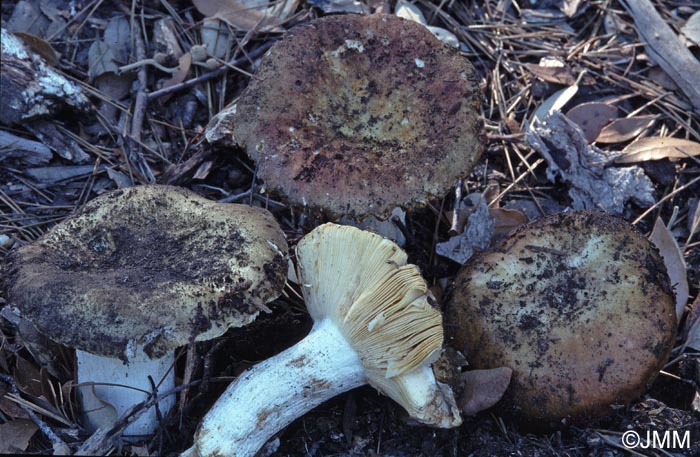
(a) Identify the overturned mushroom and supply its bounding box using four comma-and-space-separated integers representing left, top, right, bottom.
184, 223, 460, 457
3, 185, 288, 436
446, 211, 677, 426
231, 13, 483, 220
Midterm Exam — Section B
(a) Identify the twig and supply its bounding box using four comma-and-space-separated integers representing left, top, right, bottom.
0, 374, 71, 455
125, 5, 155, 183
449, 180, 463, 236
75, 382, 196, 456
147, 41, 275, 101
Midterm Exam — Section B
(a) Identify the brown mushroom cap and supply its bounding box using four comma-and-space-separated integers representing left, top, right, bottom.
446, 211, 676, 425
4, 185, 288, 359
233, 13, 483, 219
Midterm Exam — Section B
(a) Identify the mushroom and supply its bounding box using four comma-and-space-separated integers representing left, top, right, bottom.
3, 185, 288, 436
446, 211, 677, 426
230, 13, 483, 221
183, 223, 461, 457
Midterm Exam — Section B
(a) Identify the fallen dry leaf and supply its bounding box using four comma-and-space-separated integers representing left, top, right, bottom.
490, 207, 528, 239
13, 32, 58, 65
682, 11, 700, 47
524, 63, 576, 85
14, 356, 43, 398
615, 137, 700, 163
0, 385, 30, 420
566, 102, 618, 143
682, 294, 700, 352
531, 85, 578, 125
595, 115, 657, 144
649, 217, 689, 321
458, 367, 512, 416
395, 1, 461, 47
194, 0, 285, 32
648, 66, 678, 91
160, 52, 192, 95
0, 419, 38, 453
307, 0, 369, 14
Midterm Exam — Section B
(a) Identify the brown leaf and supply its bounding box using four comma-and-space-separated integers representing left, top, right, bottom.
0, 386, 30, 420
14, 357, 43, 398
458, 367, 512, 415
0, 419, 38, 453
649, 217, 689, 321
682, 294, 700, 352
490, 208, 528, 239
192, 0, 228, 16
13, 32, 59, 66
566, 102, 618, 143
524, 63, 576, 85
595, 115, 657, 144
193, 0, 285, 32
615, 137, 700, 163
648, 67, 678, 91
160, 52, 192, 96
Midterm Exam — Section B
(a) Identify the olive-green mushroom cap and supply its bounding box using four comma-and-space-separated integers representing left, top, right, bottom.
446, 211, 676, 425
233, 13, 483, 220
4, 185, 288, 360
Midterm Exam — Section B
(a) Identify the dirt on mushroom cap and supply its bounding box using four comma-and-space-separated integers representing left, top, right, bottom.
446, 211, 676, 426
234, 14, 484, 220
3, 185, 288, 360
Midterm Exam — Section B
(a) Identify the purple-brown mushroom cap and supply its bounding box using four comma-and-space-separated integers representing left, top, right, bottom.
233, 14, 483, 219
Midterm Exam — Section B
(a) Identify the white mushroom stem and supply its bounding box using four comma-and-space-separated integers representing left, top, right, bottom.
182, 318, 365, 457
76, 347, 175, 436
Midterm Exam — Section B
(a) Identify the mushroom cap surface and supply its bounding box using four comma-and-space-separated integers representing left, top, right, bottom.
233, 14, 483, 219
4, 185, 288, 359
446, 211, 676, 425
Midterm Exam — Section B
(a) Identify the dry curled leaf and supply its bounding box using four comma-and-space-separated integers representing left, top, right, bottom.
458, 367, 512, 416
595, 115, 657, 144
649, 217, 689, 321
566, 102, 618, 143
615, 137, 700, 163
